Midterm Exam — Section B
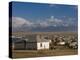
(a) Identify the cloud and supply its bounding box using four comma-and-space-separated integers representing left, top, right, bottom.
46, 16, 63, 26
49, 4, 58, 8
48, 18, 63, 23
12, 17, 33, 28
62, 24, 69, 27
33, 16, 60, 27
12, 16, 77, 32
34, 16, 71, 27
12, 16, 76, 29
39, 22, 49, 27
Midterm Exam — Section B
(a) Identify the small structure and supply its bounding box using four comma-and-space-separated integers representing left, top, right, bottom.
57, 41, 65, 46
12, 34, 51, 50
68, 41, 78, 49
12, 37, 26, 50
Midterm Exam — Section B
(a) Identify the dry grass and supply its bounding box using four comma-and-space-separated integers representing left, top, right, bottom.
12, 48, 78, 58
12, 32, 77, 37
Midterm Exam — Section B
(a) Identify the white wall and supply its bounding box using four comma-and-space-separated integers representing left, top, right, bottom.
37, 42, 49, 50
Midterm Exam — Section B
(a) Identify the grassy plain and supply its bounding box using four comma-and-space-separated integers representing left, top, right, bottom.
12, 48, 77, 58
11, 32, 78, 58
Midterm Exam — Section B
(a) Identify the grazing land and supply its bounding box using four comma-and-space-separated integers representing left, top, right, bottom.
11, 32, 78, 58
12, 48, 77, 58
12, 32, 77, 36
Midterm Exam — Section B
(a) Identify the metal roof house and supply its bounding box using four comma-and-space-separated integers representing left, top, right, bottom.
12, 34, 51, 50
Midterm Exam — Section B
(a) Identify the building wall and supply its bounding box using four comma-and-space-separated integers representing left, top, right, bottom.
13, 42, 37, 50
26, 42, 37, 50
37, 42, 49, 50
13, 34, 50, 50
14, 42, 26, 50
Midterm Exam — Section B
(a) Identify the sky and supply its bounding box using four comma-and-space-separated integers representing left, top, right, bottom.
11, 1, 78, 32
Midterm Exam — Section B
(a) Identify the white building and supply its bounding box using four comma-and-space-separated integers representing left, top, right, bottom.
36, 35, 51, 50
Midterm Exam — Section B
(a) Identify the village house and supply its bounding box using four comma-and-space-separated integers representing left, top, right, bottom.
12, 34, 51, 50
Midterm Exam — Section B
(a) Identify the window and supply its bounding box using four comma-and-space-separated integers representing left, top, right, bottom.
44, 37, 48, 39
40, 43, 42, 47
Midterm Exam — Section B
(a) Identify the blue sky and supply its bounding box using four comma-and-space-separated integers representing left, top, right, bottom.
12, 2, 77, 21
11, 2, 78, 32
